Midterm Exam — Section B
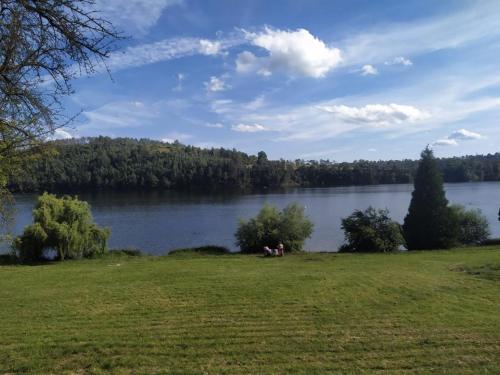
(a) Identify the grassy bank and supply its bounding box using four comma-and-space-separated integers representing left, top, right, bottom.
0, 248, 499, 374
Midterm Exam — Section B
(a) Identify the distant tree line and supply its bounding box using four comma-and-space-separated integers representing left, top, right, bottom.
7, 137, 500, 193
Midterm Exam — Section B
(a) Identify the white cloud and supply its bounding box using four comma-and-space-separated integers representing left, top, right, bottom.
433, 139, 458, 147
75, 2, 499, 81
239, 27, 342, 78
209, 95, 433, 141
368, 148, 377, 152
204, 76, 230, 92
94, 0, 182, 34
106, 38, 209, 72
235, 51, 257, 73
433, 128, 484, 147
207, 68, 500, 143
319, 103, 429, 127
48, 128, 73, 140
205, 122, 224, 128
231, 123, 269, 132
85, 36, 242, 76
361, 64, 378, 76
448, 128, 484, 140
199, 40, 222, 55
386, 56, 413, 66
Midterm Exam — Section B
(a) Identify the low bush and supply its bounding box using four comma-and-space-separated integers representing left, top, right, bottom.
450, 204, 490, 245
340, 207, 404, 253
235, 203, 314, 253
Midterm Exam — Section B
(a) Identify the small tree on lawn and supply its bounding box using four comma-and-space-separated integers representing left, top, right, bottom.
450, 204, 490, 245
340, 207, 405, 252
236, 203, 313, 253
403, 147, 459, 250
14, 193, 109, 261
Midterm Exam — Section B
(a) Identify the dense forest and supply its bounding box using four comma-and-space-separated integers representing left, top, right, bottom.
8, 137, 500, 193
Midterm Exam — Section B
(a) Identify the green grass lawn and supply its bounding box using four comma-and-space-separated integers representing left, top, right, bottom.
1, 248, 499, 374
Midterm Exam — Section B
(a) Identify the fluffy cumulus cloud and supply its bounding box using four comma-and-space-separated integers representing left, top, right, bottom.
204, 76, 230, 92
231, 123, 269, 132
361, 64, 378, 76
237, 28, 342, 78
448, 128, 483, 140
319, 103, 428, 127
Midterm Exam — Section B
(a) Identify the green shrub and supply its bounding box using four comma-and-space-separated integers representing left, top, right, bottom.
14, 193, 109, 261
450, 204, 490, 245
235, 203, 313, 253
339, 207, 405, 253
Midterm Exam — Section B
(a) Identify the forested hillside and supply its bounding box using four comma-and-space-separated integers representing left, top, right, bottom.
8, 137, 500, 192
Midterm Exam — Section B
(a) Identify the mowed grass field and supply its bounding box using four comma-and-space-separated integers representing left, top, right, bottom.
0, 248, 499, 374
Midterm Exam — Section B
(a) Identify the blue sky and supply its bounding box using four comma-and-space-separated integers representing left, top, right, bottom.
55, 0, 500, 161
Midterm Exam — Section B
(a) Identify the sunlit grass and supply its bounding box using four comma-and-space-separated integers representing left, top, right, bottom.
1, 247, 499, 374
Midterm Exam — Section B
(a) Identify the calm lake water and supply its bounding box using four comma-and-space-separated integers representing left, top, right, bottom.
3, 182, 500, 254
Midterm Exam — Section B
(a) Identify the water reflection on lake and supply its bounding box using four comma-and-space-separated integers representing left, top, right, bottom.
4, 182, 500, 254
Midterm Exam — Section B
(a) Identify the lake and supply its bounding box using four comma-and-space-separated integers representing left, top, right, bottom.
3, 182, 500, 254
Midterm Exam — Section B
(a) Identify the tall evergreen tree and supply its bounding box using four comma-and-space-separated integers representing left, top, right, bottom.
403, 147, 459, 250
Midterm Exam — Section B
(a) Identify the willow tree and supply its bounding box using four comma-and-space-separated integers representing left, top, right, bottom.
0, 0, 121, 233
14, 193, 109, 261
403, 147, 459, 250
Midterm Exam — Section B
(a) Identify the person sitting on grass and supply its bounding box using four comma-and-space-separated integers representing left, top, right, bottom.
263, 244, 285, 256
263, 246, 274, 256
277, 243, 284, 256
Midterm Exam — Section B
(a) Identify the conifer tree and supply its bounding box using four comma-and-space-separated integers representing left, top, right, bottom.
403, 147, 459, 250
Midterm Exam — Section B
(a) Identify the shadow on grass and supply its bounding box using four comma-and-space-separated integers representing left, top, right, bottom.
168, 246, 232, 256
108, 248, 144, 257
0, 254, 18, 265
0, 254, 61, 267
454, 263, 500, 281
0, 249, 144, 266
